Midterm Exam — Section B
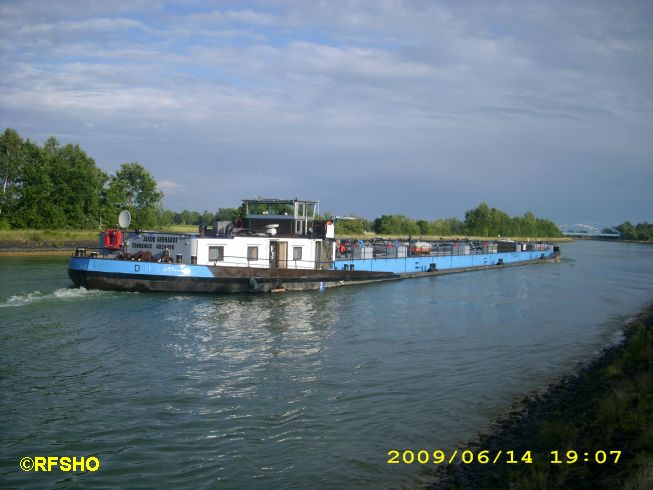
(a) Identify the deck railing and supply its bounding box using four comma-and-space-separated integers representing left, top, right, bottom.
74, 242, 554, 270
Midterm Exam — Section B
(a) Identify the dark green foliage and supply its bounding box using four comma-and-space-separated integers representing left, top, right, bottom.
2, 128, 162, 230
10, 136, 108, 229
105, 162, 163, 229
335, 215, 370, 235
166, 208, 241, 226
464, 202, 562, 237
617, 221, 637, 239
372, 214, 420, 235
365, 205, 558, 237
172, 210, 202, 225
11, 139, 60, 228
47, 138, 107, 228
215, 207, 241, 221
617, 221, 653, 241
155, 208, 176, 227
0, 128, 24, 225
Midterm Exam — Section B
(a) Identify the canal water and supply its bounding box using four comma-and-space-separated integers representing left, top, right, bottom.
1, 241, 652, 489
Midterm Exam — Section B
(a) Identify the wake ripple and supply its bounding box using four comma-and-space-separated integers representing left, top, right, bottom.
0, 287, 107, 308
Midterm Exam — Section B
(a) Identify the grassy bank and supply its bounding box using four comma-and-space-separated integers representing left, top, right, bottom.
0, 229, 98, 243
429, 304, 653, 489
0, 226, 197, 254
0, 229, 98, 254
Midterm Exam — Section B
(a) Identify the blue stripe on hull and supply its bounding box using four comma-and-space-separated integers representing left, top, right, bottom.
336, 250, 555, 273
70, 250, 555, 278
68, 257, 214, 278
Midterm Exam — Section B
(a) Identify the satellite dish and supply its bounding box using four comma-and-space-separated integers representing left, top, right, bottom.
118, 210, 132, 229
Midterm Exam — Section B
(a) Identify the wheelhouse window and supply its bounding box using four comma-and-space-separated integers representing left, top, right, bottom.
247, 246, 259, 261
292, 246, 302, 261
209, 246, 224, 262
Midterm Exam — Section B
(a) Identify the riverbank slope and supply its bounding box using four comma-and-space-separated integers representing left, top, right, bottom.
429, 304, 653, 489
0, 229, 97, 254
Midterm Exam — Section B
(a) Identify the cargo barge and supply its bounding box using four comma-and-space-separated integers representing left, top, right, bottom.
68, 198, 560, 294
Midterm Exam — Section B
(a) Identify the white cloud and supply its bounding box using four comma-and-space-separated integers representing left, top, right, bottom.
18, 17, 148, 36
1, 0, 652, 223
187, 9, 278, 25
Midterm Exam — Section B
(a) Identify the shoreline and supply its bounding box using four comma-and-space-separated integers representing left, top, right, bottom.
427, 302, 653, 489
0, 249, 78, 256
0, 240, 96, 256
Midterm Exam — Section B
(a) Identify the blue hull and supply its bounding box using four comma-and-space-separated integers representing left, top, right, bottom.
338, 250, 556, 273
68, 249, 560, 294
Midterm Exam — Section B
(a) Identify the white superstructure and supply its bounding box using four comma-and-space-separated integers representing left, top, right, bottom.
119, 198, 336, 270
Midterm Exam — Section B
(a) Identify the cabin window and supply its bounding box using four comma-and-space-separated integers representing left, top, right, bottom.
295, 220, 303, 235
247, 246, 259, 261
293, 246, 302, 261
209, 246, 224, 262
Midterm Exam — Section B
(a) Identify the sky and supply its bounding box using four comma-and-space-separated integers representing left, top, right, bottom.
1, 0, 652, 225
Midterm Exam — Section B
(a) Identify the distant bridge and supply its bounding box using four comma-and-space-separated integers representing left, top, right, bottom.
559, 223, 621, 238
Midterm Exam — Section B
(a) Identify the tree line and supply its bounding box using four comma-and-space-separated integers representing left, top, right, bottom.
1, 128, 564, 237
1, 128, 163, 230
332, 202, 561, 237
616, 222, 653, 241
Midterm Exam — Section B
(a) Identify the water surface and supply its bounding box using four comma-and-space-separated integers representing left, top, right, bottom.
1, 241, 652, 488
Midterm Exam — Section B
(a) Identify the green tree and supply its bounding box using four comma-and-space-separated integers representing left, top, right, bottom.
335, 215, 369, 234
536, 218, 561, 237
635, 222, 652, 241
372, 215, 420, 235
464, 203, 492, 236
156, 207, 175, 227
616, 222, 636, 240
43, 138, 107, 228
216, 207, 241, 221
105, 162, 163, 229
201, 210, 215, 225
12, 140, 60, 228
443, 217, 465, 235
520, 211, 536, 237
464, 203, 561, 238
4, 131, 108, 229
416, 219, 430, 235
0, 128, 25, 225
616, 221, 653, 241
174, 210, 202, 225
